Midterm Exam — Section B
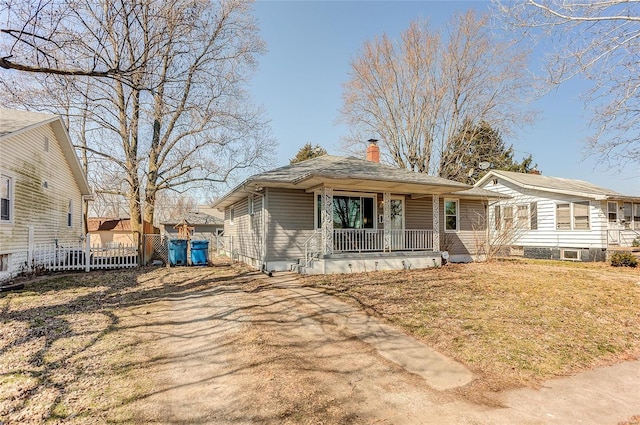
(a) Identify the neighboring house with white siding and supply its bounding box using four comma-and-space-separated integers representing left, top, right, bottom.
475, 170, 640, 262
212, 141, 505, 274
0, 108, 92, 281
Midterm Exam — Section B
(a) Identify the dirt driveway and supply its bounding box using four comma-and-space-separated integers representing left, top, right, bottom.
122, 268, 639, 425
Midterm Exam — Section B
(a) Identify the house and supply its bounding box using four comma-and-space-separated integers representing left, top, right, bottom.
0, 108, 92, 281
212, 141, 504, 274
160, 211, 224, 242
475, 170, 640, 261
87, 217, 138, 247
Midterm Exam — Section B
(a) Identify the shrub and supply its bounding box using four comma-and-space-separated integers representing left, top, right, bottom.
610, 252, 638, 268
632, 238, 640, 248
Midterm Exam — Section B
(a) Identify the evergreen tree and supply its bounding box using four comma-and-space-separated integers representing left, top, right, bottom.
290, 143, 327, 164
439, 120, 536, 184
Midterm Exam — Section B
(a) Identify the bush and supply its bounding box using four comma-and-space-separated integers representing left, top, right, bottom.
610, 252, 638, 268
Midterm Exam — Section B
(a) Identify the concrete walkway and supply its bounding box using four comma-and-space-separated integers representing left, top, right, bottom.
267, 272, 640, 424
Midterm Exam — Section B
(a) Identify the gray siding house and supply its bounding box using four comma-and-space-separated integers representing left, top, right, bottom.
475, 170, 640, 261
213, 146, 503, 274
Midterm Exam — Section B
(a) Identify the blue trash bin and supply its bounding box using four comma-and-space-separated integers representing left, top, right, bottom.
168, 239, 188, 266
190, 240, 209, 266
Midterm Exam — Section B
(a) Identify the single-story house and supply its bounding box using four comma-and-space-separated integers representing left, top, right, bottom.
0, 108, 92, 281
475, 170, 640, 261
160, 211, 224, 242
212, 142, 505, 274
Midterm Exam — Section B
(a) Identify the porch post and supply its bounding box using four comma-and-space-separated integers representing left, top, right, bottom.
321, 186, 333, 255
383, 192, 391, 251
432, 195, 440, 251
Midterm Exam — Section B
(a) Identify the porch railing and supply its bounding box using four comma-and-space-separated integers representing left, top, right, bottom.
607, 228, 640, 247
333, 229, 434, 253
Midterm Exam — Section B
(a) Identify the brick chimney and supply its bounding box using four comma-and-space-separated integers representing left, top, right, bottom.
366, 139, 380, 163
528, 169, 541, 175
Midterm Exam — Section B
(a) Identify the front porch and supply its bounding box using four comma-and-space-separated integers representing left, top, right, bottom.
301, 249, 442, 274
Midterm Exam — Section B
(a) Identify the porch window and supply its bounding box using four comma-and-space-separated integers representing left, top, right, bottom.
623, 202, 632, 228
1, 175, 11, 222
634, 204, 640, 230
556, 203, 571, 230
444, 199, 458, 231
573, 202, 590, 230
530, 202, 538, 230
332, 195, 374, 229
494, 205, 501, 231
608, 202, 618, 223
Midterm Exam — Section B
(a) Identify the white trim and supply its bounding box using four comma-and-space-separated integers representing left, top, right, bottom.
560, 248, 581, 261
0, 173, 14, 225
444, 198, 459, 232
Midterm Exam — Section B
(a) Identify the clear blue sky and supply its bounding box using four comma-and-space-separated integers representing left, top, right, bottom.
249, 0, 639, 195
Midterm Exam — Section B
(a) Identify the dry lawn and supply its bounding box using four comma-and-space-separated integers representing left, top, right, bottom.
0, 262, 247, 424
302, 259, 640, 397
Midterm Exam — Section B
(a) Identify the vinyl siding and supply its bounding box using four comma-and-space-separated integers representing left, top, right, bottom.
0, 123, 85, 275
265, 188, 315, 263
479, 178, 608, 248
441, 198, 486, 256
405, 197, 433, 229
223, 195, 263, 265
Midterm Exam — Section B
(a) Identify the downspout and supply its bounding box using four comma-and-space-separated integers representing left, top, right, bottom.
244, 186, 270, 276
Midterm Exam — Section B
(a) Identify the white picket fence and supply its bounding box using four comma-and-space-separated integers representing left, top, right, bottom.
31, 238, 138, 272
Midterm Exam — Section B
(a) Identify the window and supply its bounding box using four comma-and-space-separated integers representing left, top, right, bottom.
561, 249, 580, 261
229, 207, 234, 225
516, 204, 529, 229
573, 202, 590, 230
623, 202, 632, 228
1, 175, 12, 222
634, 204, 640, 230
0, 253, 8, 272
494, 205, 501, 231
67, 200, 73, 227
43, 136, 49, 152
530, 202, 538, 230
444, 199, 458, 231
248, 196, 254, 215
503, 206, 513, 229
608, 202, 618, 223
556, 203, 571, 230
332, 195, 374, 229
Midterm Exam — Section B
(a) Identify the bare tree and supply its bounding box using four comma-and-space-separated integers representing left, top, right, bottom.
340, 11, 535, 175
496, 0, 640, 166
1, 0, 275, 246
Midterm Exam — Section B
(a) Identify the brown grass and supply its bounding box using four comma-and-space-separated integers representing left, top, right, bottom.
302, 259, 640, 396
0, 263, 247, 424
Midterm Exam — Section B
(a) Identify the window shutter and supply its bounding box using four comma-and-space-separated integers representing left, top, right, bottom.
530, 202, 537, 230
494, 205, 501, 230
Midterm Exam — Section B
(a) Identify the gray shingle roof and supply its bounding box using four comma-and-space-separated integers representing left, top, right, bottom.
250, 155, 470, 188
162, 212, 224, 226
484, 170, 631, 199
212, 155, 509, 209
0, 108, 58, 138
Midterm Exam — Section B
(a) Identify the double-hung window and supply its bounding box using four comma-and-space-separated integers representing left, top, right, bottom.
67, 200, 73, 227
1, 175, 12, 222
573, 202, 590, 230
444, 199, 458, 231
556, 202, 590, 230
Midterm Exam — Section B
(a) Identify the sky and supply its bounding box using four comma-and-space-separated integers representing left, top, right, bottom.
248, 0, 640, 196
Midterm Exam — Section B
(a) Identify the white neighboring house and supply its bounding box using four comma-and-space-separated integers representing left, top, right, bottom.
475, 170, 640, 261
0, 108, 92, 281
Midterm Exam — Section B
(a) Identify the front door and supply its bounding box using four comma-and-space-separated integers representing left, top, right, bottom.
389, 198, 404, 249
